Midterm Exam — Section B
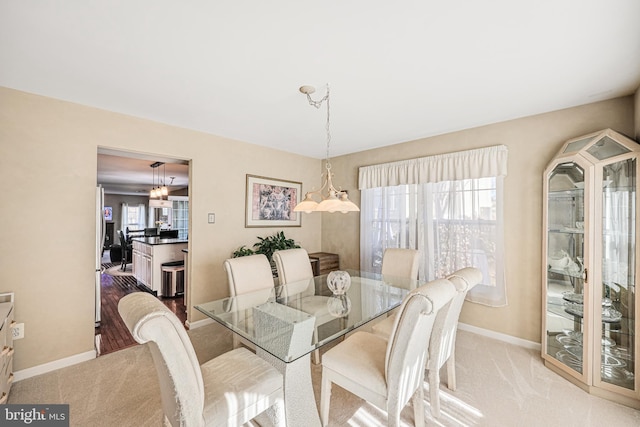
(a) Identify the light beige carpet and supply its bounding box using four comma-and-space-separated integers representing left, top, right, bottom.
8, 324, 640, 426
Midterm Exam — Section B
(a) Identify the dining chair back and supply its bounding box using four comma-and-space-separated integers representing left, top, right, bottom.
381, 248, 420, 289
118, 292, 284, 427
224, 254, 274, 297
224, 254, 275, 351
378, 248, 421, 320
320, 278, 456, 426
273, 248, 314, 285
144, 227, 159, 237
117, 229, 132, 271
274, 248, 331, 364
159, 229, 179, 239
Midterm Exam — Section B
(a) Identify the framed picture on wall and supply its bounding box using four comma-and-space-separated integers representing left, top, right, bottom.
245, 174, 302, 227
104, 206, 113, 221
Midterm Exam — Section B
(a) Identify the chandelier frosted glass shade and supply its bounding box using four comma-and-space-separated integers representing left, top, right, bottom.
293, 167, 360, 213
294, 193, 320, 213
316, 192, 359, 213
294, 193, 359, 213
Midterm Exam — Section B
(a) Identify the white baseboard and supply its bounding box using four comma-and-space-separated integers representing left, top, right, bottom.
13, 319, 214, 383
13, 350, 96, 383
187, 317, 215, 330
458, 322, 541, 351
12, 321, 537, 383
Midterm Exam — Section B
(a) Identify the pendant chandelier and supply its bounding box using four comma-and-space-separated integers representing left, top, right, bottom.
294, 84, 359, 214
149, 162, 168, 199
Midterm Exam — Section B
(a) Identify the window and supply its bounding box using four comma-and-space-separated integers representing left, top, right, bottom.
171, 198, 189, 240
120, 203, 146, 232
359, 145, 507, 306
425, 178, 499, 286
126, 205, 143, 228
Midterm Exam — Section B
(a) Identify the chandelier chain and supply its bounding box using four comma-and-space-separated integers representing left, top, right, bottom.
325, 85, 331, 171
304, 84, 332, 170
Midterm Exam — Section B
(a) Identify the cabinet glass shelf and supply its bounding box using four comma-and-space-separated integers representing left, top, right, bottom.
548, 230, 585, 235
548, 268, 585, 280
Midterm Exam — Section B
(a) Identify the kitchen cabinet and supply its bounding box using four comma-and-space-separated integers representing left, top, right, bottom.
132, 238, 187, 296
542, 128, 639, 408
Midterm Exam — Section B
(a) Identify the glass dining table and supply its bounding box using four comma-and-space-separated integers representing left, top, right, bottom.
195, 269, 416, 427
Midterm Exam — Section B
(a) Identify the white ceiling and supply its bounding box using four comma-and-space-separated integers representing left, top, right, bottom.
2, 1, 640, 163
97, 152, 189, 196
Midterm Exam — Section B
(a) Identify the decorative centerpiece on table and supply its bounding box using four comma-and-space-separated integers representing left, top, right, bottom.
327, 270, 351, 295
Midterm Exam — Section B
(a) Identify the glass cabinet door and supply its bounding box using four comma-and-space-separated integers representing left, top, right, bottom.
546, 162, 587, 374
600, 158, 636, 388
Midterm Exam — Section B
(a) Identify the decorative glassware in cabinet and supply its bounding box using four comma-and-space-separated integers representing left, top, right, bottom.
545, 161, 587, 374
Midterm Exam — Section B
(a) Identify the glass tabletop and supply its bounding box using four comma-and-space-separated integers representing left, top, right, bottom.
195, 269, 414, 363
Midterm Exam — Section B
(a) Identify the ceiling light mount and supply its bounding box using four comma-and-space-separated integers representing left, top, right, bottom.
299, 85, 316, 95
294, 83, 359, 214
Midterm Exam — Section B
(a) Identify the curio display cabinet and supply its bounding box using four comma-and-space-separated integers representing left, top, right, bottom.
542, 128, 639, 407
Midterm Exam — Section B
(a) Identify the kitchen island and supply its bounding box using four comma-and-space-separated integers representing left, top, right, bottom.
131, 237, 188, 296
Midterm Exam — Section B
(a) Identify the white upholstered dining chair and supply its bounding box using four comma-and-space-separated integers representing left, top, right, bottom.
273, 248, 332, 364
381, 248, 420, 287
320, 278, 457, 427
372, 267, 482, 418
224, 254, 275, 350
379, 248, 421, 321
224, 254, 274, 297
273, 248, 313, 285
118, 292, 285, 427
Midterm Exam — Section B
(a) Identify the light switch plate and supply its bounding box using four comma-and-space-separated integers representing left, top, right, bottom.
208, 213, 215, 223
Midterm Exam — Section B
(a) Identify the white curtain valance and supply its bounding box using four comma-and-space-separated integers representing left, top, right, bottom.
359, 145, 508, 190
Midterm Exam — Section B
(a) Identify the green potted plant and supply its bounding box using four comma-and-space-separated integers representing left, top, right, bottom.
232, 231, 300, 276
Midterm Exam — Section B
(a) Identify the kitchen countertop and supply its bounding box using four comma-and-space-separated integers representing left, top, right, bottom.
131, 237, 188, 246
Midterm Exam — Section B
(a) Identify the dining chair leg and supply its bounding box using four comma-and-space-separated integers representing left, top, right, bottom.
388, 404, 402, 427
412, 385, 425, 427
428, 367, 441, 418
320, 369, 332, 427
446, 352, 457, 390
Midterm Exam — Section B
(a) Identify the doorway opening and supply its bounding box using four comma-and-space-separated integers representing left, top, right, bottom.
96, 148, 190, 356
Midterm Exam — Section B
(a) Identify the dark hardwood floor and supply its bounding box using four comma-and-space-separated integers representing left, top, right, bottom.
96, 262, 187, 356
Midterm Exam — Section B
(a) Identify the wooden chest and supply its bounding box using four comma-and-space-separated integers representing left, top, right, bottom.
308, 252, 339, 276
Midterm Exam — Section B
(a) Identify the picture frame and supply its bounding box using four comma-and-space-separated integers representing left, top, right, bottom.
104, 206, 113, 221
245, 174, 302, 228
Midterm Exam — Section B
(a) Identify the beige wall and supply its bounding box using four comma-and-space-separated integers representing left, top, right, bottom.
0, 87, 323, 371
2, 85, 636, 371
323, 96, 635, 343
